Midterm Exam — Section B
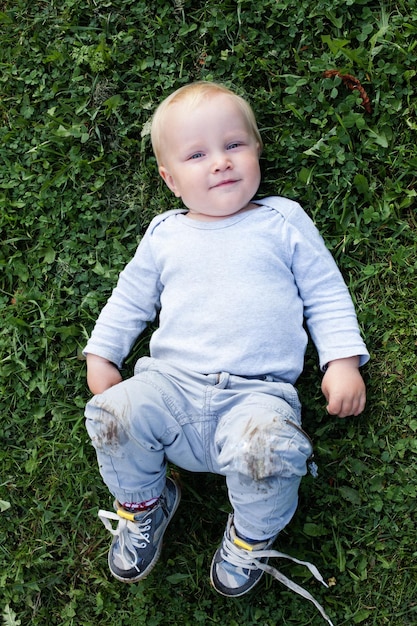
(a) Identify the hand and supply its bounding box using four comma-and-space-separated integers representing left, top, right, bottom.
321, 356, 366, 418
86, 353, 122, 394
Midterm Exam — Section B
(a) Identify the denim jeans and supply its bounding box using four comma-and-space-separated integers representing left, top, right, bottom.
85, 357, 313, 540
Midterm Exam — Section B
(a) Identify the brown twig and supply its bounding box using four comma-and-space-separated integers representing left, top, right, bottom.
323, 70, 372, 113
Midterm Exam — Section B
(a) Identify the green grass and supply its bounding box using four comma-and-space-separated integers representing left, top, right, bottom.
1, 0, 417, 624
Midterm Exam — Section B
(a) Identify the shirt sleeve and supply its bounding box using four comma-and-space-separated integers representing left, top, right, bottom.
83, 228, 162, 369
284, 203, 369, 370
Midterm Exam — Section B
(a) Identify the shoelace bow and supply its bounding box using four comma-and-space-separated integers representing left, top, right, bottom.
221, 534, 335, 626
99, 509, 152, 567
99, 508, 334, 624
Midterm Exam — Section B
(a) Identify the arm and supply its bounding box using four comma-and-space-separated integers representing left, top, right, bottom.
321, 356, 366, 418
279, 204, 368, 417
86, 353, 123, 395
282, 201, 369, 381
83, 220, 164, 373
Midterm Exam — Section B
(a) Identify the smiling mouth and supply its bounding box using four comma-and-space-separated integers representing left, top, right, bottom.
211, 179, 239, 189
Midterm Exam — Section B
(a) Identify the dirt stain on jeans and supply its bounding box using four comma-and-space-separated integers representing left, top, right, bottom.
91, 400, 129, 452
243, 422, 276, 482
104, 418, 120, 446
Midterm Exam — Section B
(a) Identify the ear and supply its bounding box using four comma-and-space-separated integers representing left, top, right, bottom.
159, 166, 181, 197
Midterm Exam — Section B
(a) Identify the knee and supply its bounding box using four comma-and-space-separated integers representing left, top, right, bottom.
217, 414, 313, 481
85, 392, 129, 454
246, 419, 312, 480
240, 421, 278, 481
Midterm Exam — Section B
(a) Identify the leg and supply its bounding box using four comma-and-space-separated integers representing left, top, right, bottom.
211, 387, 312, 596
85, 364, 212, 503
84, 361, 212, 582
85, 375, 173, 503
214, 394, 312, 540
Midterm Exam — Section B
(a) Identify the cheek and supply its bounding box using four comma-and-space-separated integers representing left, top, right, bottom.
242, 153, 260, 171
178, 172, 200, 195
175, 173, 197, 199
248, 159, 261, 183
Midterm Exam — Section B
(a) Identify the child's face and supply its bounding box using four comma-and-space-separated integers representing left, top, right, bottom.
158, 93, 261, 221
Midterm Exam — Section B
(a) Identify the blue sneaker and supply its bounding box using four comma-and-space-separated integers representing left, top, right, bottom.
210, 514, 335, 626
210, 514, 275, 597
98, 476, 180, 583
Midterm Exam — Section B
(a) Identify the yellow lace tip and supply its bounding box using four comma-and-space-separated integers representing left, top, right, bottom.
233, 536, 254, 551
117, 509, 136, 521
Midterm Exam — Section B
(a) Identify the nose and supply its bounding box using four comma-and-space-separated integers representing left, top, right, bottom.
212, 152, 232, 173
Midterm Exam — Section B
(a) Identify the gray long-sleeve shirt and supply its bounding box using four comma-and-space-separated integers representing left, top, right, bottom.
84, 196, 369, 383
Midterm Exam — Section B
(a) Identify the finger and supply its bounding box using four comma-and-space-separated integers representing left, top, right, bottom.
352, 393, 366, 416
326, 397, 342, 416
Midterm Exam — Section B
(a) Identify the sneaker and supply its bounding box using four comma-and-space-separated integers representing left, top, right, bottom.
210, 514, 275, 597
211, 515, 335, 626
98, 476, 181, 583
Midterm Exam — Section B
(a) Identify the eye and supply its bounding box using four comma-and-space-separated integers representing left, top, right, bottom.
188, 152, 204, 160
227, 142, 242, 150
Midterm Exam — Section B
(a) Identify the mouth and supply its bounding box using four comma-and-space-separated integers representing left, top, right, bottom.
211, 179, 239, 189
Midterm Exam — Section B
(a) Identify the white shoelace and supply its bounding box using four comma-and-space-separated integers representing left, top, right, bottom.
99, 509, 152, 568
100, 508, 334, 624
221, 532, 335, 626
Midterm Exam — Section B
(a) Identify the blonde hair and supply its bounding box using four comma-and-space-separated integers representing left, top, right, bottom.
150, 81, 262, 165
